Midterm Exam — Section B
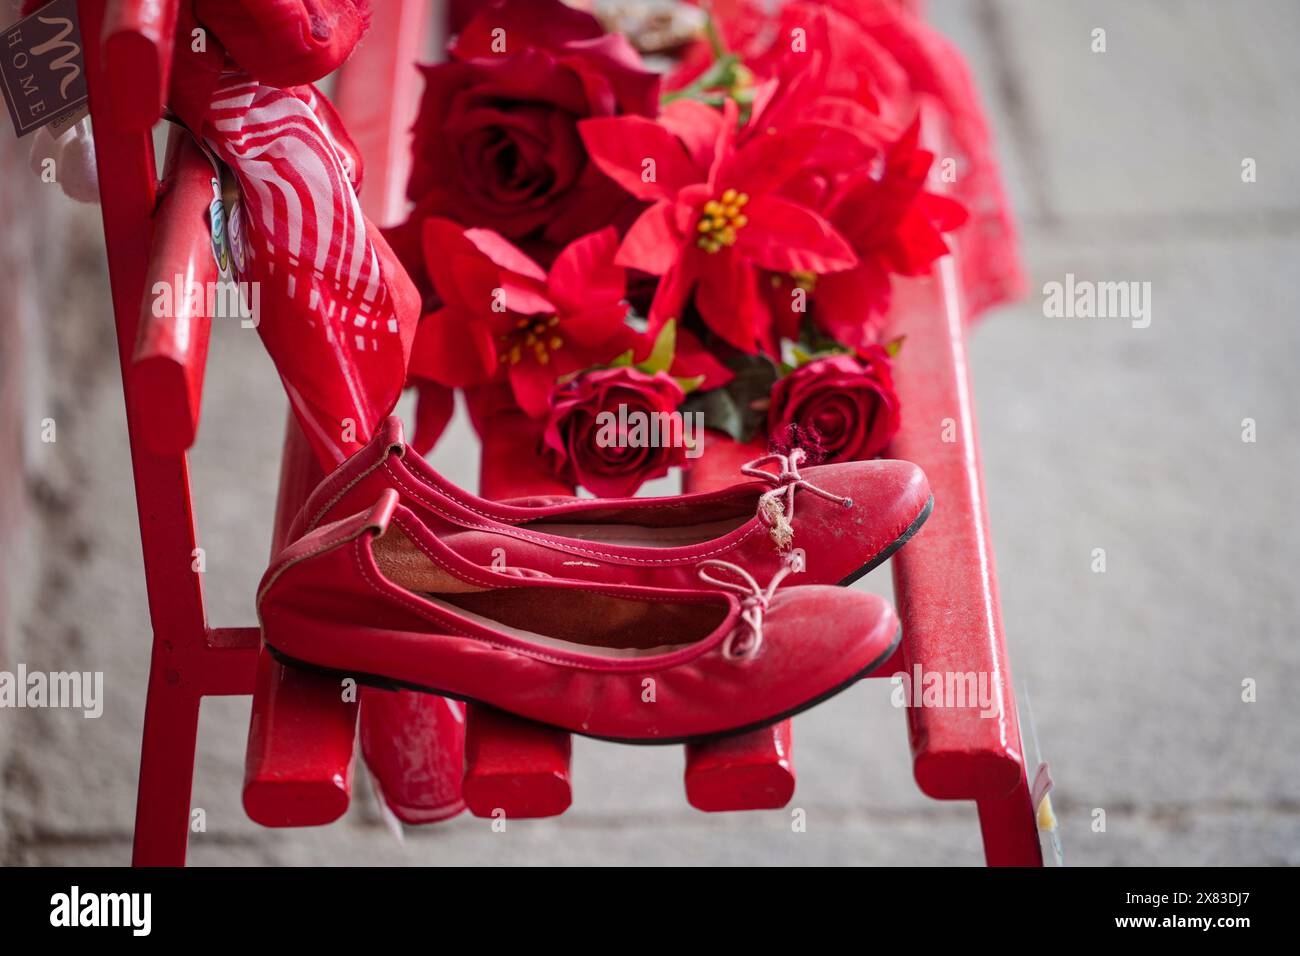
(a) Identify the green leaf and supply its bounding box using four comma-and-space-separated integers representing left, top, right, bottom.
637, 320, 676, 375
681, 386, 744, 442
723, 352, 780, 442
674, 349, 781, 443
674, 374, 706, 395
608, 349, 635, 368
883, 335, 905, 358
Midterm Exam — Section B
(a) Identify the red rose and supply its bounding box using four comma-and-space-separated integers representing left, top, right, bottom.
767, 350, 900, 462
542, 368, 688, 497
405, 0, 658, 262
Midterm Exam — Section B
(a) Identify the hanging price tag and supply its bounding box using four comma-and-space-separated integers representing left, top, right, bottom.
0, 0, 88, 138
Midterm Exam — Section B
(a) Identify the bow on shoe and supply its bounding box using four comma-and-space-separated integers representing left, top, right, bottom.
741, 449, 854, 551
697, 559, 796, 661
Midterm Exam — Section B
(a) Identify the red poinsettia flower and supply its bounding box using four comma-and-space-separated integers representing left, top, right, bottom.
579, 98, 858, 355
410, 218, 641, 417
806, 120, 967, 349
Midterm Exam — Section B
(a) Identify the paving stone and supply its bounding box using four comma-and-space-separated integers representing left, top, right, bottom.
18, 802, 1300, 866
189, 806, 989, 866
969, 233, 1300, 819
928, 0, 1043, 223
993, 0, 1300, 225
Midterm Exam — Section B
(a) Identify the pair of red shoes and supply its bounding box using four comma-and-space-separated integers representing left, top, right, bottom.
257, 417, 932, 743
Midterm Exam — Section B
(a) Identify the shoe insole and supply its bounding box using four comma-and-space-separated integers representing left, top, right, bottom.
420, 593, 695, 659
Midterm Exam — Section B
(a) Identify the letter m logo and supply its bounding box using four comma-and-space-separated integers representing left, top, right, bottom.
32, 16, 81, 99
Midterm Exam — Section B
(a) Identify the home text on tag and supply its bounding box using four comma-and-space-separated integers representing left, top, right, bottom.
1, 0, 88, 138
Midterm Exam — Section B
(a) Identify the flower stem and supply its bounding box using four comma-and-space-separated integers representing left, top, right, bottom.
661, 53, 739, 104
702, 6, 727, 60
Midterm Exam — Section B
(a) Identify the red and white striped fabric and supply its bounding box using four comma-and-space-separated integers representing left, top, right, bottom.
201, 73, 418, 467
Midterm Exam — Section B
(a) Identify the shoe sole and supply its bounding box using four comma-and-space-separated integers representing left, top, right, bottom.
266, 623, 902, 747
836, 493, 933, 588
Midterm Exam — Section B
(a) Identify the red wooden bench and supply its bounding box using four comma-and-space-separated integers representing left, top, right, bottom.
80, 0, 1042, 866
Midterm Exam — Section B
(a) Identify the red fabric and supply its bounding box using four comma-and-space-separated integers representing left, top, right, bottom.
192, 0, 370, 87
199, 75, 419, 468
359, 689, 466, 825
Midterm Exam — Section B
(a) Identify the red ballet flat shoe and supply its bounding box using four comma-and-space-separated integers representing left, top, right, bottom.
287, 417, 932, 591
260, 491, 902, 744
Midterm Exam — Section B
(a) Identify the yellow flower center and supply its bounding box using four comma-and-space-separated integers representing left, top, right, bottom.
770, 271, 818, 293
499, 315, 563, 366
790, 270, 817, 292
696, 189, 749, 254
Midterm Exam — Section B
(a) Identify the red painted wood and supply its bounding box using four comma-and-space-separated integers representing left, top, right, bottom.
683, 429, 766, 482
243, 649, 357, 827
685, 721, 795, 812
102, 0, 177, 131
681, 430, 797, 812
133, 678, 201, 865
130, 132, 212, 455
464, 704, 573, 819
242, 416, 360, 827
201, 626, 259, 696
886, 263, 1026, 799
977, 774, 1041, 867
863, 102, 1039, 865
83, 0, 213, 866
884, 245, 1040, 865
461, 409, 575, 817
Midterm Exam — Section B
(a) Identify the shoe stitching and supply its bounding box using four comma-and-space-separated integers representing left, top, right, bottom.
406, 457, 752, 521
384, 460, 765, 565
349, 536, 475, 642
257, 519, 373, 607
306, 445, 394, 532
389, 514, 720, 609
389, 513, 503, 591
